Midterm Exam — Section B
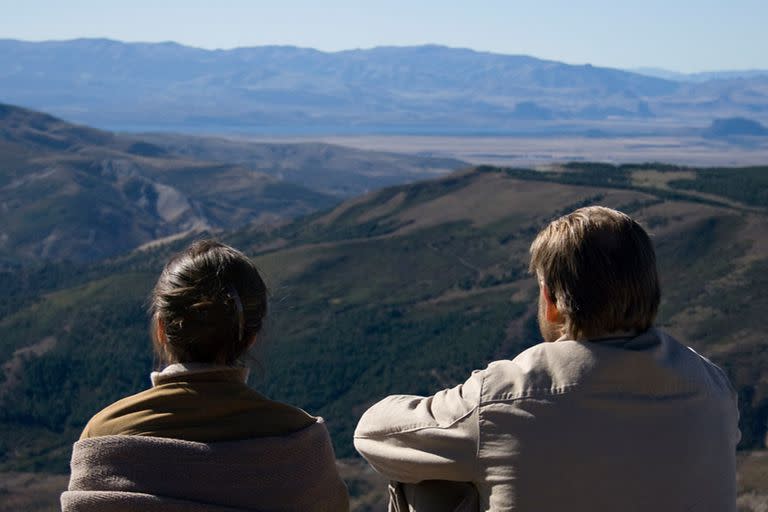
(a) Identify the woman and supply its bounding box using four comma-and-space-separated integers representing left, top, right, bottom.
61, 240, 349, 511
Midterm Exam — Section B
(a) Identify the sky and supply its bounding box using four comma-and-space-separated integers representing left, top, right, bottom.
2, 0, 767, 73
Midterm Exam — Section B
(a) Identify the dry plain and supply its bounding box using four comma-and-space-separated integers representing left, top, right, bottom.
238, 135, 768, 168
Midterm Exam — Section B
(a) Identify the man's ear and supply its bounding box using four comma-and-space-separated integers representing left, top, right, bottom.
155, 317, 168, 345
542, 285, 562, 323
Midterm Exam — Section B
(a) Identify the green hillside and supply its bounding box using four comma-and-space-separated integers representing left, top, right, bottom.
0, 103, 464, 264
0, 103, 337, 263
1, 163, 767, 474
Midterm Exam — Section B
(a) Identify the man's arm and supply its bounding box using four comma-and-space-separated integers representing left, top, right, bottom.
353, 370, 483, 484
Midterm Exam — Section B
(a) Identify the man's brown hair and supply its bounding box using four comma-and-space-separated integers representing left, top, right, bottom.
529, 206, 660, 339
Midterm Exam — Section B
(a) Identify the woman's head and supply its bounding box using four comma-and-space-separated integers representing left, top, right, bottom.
150, 240, 267, 366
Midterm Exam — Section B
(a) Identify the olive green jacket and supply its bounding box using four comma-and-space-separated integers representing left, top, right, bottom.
81, 365, 315, 441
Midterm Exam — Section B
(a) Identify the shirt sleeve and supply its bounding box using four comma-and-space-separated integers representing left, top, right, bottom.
353, 370, 483, 484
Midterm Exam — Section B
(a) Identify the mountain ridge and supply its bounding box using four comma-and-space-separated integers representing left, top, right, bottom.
0, 103, 464, 262
4, 39, 767, 134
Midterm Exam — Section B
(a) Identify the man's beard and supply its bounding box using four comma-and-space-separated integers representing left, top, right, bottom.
538, 294, 562, 343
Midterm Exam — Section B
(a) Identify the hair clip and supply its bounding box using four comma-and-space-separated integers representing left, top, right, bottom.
226, 284, 245, 342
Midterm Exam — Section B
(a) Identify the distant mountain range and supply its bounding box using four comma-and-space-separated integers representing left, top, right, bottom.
2, 39, 767, 135
704, 117, 768, 138
0, 103, 463, 262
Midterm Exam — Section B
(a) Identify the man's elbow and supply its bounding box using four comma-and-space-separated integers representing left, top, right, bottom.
354, 435, 423, 483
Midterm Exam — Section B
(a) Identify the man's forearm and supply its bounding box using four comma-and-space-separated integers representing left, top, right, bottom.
354, 372, 484, 483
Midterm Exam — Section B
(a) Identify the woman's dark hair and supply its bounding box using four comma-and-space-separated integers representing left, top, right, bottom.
150, 240, 267, 366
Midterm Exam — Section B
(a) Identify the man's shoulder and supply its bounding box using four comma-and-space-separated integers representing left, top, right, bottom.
481, 329, 736, 404
659, 332, 737, 396
480, 340, 596, 403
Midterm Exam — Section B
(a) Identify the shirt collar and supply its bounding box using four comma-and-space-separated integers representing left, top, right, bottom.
150, 363, 250, 387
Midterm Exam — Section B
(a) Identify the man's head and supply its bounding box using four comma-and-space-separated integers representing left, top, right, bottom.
529, 206, 660, 342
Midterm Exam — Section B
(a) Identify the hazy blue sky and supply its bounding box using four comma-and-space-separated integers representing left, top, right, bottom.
3, 0, 766, 72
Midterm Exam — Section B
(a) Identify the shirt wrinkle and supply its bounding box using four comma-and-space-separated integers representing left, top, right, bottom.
354, 405, 479, 438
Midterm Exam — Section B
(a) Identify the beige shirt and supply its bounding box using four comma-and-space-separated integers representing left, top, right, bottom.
354, 329, 740, 511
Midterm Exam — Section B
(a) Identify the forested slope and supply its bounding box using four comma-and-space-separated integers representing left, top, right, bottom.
1, 163, 766, 472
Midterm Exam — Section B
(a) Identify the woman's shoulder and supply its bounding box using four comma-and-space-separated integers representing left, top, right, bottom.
80, 379, 317, 442
79, 386, 160, 439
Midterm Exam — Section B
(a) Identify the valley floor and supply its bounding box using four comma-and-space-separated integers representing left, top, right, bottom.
240, 135, 768, 168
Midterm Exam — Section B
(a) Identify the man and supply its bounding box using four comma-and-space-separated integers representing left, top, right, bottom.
354, 206, 740, 511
